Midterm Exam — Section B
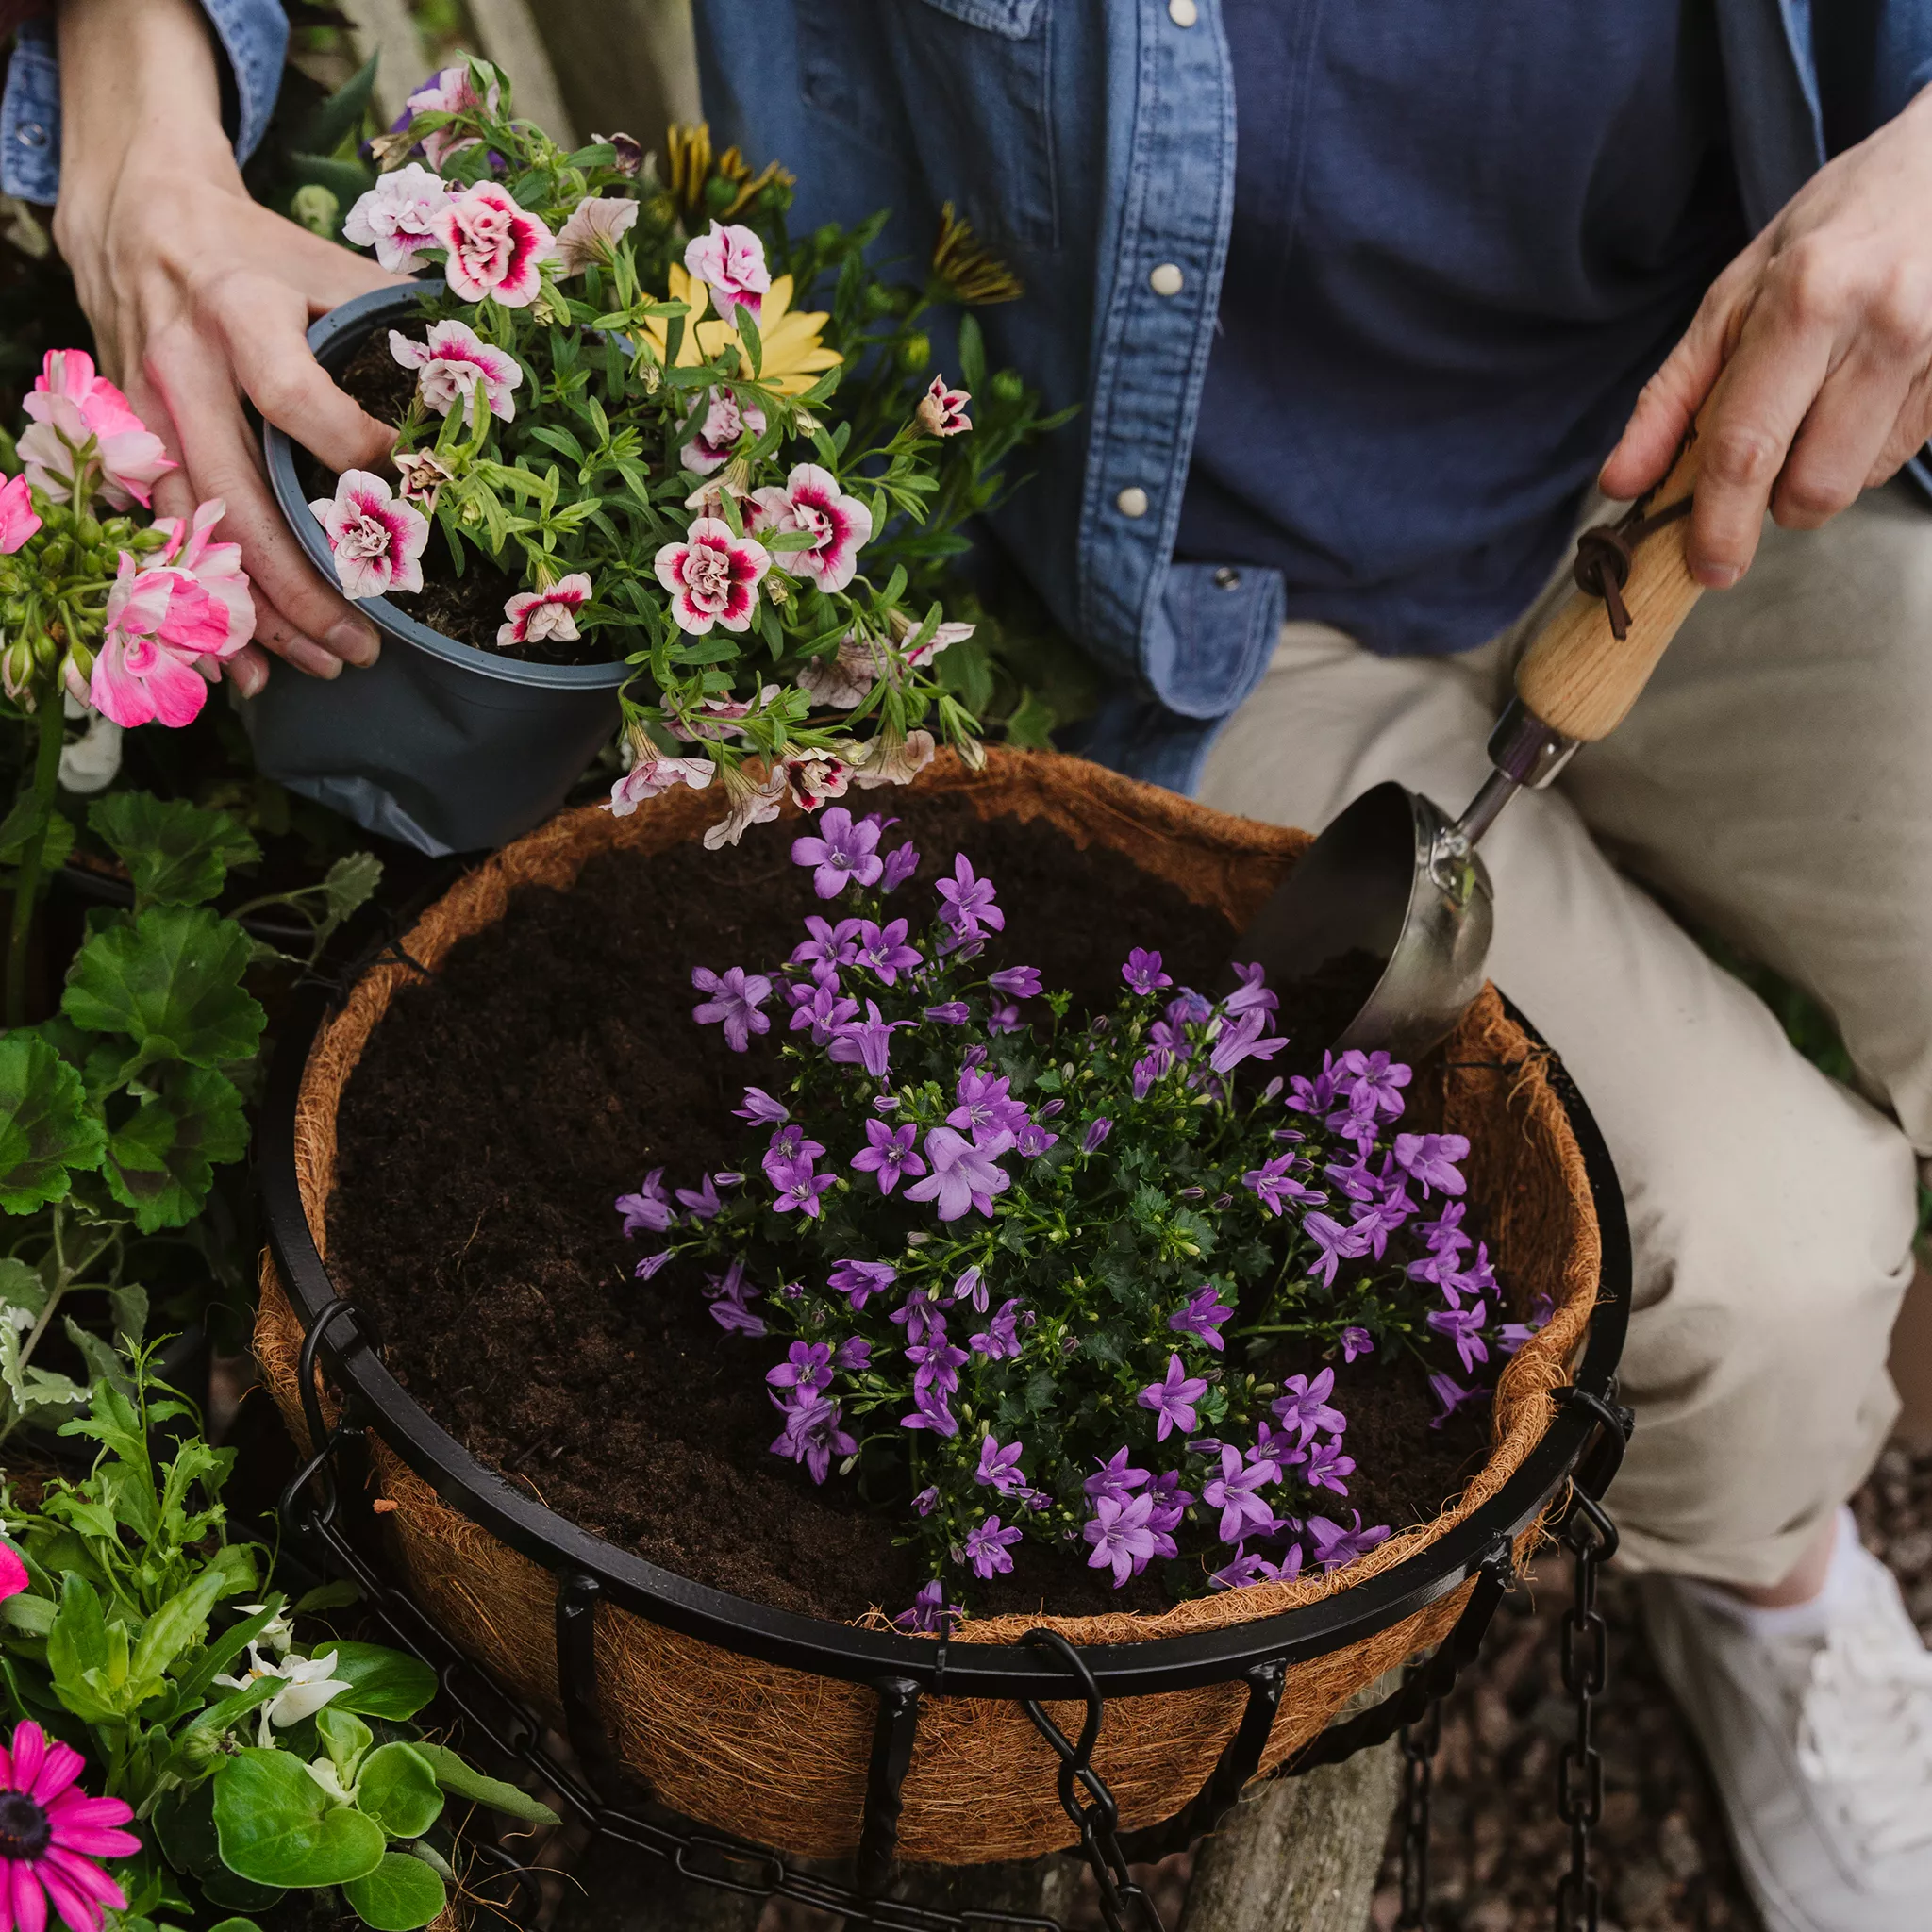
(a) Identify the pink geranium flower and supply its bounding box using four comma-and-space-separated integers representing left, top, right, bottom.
18, 349, 175, 510
497, 572, 591, 648
309, 470, 429, 601
389, 319, 523, 425
681, 388, 767, 476
554, 194, 640, 276
653, 516, 770, 635
748, 462, 874, 593
343, 162, 454, 273
915, 374, 972, 438
607, 753, 715, 816
431, 184, 557, 308
150, 496, 255, 642
683, 221, 770, 322
404, 63, 501, 168
0, 474, 41, 554
0, 1721, 139, 1932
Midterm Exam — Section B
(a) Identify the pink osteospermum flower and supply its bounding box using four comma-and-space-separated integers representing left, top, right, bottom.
681, 388, 767, 477
498, 572, 592, 649
653, 516, 771, 635
915, 374, 972, 438
0, 1721, 139, 1932
554, 194, 640, 277
390, 319, 523, 425
431, 183, 558, 308
0, 1544, 23, 1599
0, 475, 40, 555
343, 162, 455, 273
404, 63, 502, 168
19, 349, 175, 510
607, 752, 715, 816
683, 220, 770, 323
748, 462, 874, 594
309, 470, 429, 601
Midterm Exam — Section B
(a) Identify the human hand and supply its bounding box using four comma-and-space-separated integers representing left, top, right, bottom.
1601, 83, 1932, 588
54, 0, 405, 694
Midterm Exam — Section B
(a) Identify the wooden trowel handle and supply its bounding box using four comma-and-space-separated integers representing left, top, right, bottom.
1514, 408, 1711, 742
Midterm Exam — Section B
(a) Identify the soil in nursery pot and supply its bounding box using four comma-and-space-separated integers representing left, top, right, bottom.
326, 798, 1495, 1622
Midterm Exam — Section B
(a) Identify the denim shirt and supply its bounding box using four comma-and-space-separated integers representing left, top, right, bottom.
9, 0, 1930, 791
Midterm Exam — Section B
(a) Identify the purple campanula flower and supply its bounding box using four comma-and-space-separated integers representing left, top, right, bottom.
770, 1390, 858, 1482
894, 1579, 959, 1632
1301, 1436, 1356, 1495
770, 1156, 837, 1219
970, 1298, 1028, 1359
1241, 1153, 1325, 1218
908, 1316, 968, 1398
951, 1264, 988, 1312
1146, 1470, 1192, 1542
974, 1433, 1025, 1493
675, 1174, 725, 1221
767, 1341, 834, 1394
1307, 1511, 1391, 1572
1406, 1246, 1463, 1293
1121, 947, 1172, 996
1325, 1153, 1379, 1203
736, 1086, 791, 1124
1082, 1117, 1113, 1155
617, 1169, 673, 1235
1131, 1050, 1173, 1100
691, 965, 773, 1052
829, 999, 910, 1077
1137, 1353, 1208, 1442
1208, 1546, 1281, 1591
1169, 1285, 1234, 1351
1286, 1063, 1340, 1117
1208, 1006, 1289, 1075
1420, 1199, 1474, 1255
1448, 1241, 1500, 1306
1393, 1132, 1471, 1199
1083, 1446, 1152, 1504
949, 1069, 1030, 1138
901, 1384, 958, 1436
763, 1123, 826, 1180
880, 841, 921, 893
1272, 1368, 1346, 1445
791, 914, 863, 971
962, 1514, 1024, 1579
1339, 1048, 1411, 1119
913, 1485, 941, 1517
851, 1118, 925, 1194
1303, 1209, 1373, 1288
904, 1126, 1013, 1221
962, 1045, 990, 1070
704, 1258, 763, 1333
936, 854, 1004, 937
828, 1257, 896, 1308
833, 1335, 873, 1372
1015, 1120, 1059, 1157
792, 805, 885, 899
891, 1290, 938, 1344
924, 1001, 971, 1025
790, 978, 859, 1046
1351, 1187, 1415, 1259
987, 1000, 1024, 1034
1427, 1301, 1491, 1374
1084, 1492, 1158, 1587
634, 1249, 673, 1283
1499, 1291, 1556, 1356
1428, 1370, 1484, 1428
989, 965, 1042, 998
1203, 1445, 1282, 1545
1224, 961, 1279, 1016
1168, 988, 1214, 1026
1341, 1325, 1374, 1363
855, 917, 923, 984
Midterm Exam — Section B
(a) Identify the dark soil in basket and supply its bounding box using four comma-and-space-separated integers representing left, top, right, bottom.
326, 798, 1494, 1622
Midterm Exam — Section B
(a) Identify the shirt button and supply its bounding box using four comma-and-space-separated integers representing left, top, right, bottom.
1148, 262, 1185, 297
14, 122, 46, 149
1116, 486, 1151, 519
1214, 566, 1242, 590
1168, 0, 1199, 24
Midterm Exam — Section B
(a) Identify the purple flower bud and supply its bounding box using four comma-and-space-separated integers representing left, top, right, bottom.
989, 965, 1042, 998
735, 1086, 791, 1124
988, 1000, 1024, 1034
1083, 1117, 1113, 1154
924, 1002, 971, 1024
880, 841, 921, 893
1037, 1098, 1065, 1120
913, 1485, 941, 1517
633, 1250, 672, 1280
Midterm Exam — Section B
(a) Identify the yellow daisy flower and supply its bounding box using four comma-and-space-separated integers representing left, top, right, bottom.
640, 264, 842, 398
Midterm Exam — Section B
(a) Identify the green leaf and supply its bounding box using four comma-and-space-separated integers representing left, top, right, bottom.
291, 1580, 361, 1616
297, 49, 378, 155
408, 1742, 560, 1826
0, 1593, 52, 1637
103, 1066, 248, 1231
1001, 686, 1058, 750
0, 1032, 105, 1211
62, 906, 266, 1068
315, 1707, 373, 1790
341, 1851, 446, 1931
198, 1868, 285, 1915
175, 1595, 287, 1707
87, 796, 260, 909
46, 1573, 117, 1722
354, 1742, 443, 1840
324, 1642, 437, 1721
321, 853, 383, 927
212, 1750, 387, 1888
958, 312, 987, 395
127, 1563, 231, 1701
154, 1782, 222, 1878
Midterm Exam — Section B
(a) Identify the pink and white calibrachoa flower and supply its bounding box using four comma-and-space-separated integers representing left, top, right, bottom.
748, 462, 874, 593
653, 516, 771, 635
853, 728, 938, 789
681, 388, 767, 475
915, 374, 973, 438
905, 619, 975, 667
404, 63, 501, 168
607, 752, 715, 816
431, 183, 558, 308
796, 633, 886, 710
554, 194, 640, 276
0, 474, 40, 554
683, 221, 771, 323
778, 751, 854, 810
389, 318, 524, 425
498, 572, 592, 648
703, 761, 788, 850
309, 469, 430, 601
342, 162, 455, 273
18, 349, 175, 510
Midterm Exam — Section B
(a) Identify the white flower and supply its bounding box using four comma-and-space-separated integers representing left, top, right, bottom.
554, 194, 641, 276
215, 1644, 352, 1746
342, 163, 455, 274
232, 1602, 296, 1657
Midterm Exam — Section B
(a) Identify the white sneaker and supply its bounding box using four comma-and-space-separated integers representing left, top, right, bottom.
1640, 1513, 1932, 1932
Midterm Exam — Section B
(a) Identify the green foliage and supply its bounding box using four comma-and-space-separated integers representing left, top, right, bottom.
213, 1751, 388, 1887
88, 795, 261, 910
0, 1033, 105, 1211
62, 906, 265, 1070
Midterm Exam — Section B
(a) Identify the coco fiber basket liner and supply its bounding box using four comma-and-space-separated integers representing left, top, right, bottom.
255, 747, 1609, 1865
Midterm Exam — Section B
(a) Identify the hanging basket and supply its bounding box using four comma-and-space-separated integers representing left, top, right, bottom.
254, 748, 1627, 1867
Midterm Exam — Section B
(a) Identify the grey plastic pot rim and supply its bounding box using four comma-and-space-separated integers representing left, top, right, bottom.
262, 279, 631, 696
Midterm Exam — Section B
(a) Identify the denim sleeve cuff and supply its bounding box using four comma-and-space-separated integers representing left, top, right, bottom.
1, 0, 288, 203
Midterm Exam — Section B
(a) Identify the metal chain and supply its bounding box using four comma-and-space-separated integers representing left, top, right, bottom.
1394, 1698, 1441, 1930
1554, 1492, 1614, 1932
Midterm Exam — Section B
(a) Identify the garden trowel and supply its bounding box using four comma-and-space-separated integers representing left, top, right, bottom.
1238, 421, 1712, 1061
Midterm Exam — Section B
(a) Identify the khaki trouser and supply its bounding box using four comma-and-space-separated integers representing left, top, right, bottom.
1198, 485, 1931, 1589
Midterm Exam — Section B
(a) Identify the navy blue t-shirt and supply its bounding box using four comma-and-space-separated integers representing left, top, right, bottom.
1175, 1, 1746, 657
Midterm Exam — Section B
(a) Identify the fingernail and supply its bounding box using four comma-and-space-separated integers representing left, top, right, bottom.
1693, 561, 1740, 590
326, 619, 382, 666
233, 657, 266, 698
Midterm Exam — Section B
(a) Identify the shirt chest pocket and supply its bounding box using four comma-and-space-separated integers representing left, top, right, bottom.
798, 0, 1059, 254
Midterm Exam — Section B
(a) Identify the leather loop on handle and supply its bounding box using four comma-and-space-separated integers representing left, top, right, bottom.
1515, 411, 1709, 742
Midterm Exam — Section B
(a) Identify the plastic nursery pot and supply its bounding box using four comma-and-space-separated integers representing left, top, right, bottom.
251, 281, 629, 859
253, 748, 1631, 1868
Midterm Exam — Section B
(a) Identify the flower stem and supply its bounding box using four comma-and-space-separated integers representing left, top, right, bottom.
6, 691, 67, 1029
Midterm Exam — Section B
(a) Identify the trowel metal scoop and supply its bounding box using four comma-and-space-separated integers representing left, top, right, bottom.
1239, 427, 1710, 1063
